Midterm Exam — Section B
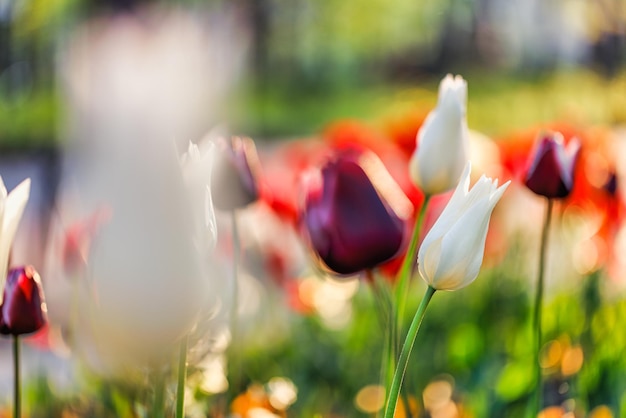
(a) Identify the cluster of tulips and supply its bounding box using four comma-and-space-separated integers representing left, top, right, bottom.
296, 75, 581, 418
1, 70, 616, 418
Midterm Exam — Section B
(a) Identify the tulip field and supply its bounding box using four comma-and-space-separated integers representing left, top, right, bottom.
1, 3, 626, 418
0, 67, 623, 418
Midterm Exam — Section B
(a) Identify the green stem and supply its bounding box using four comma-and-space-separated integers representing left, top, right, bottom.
395, 195, 431, 334
531, 198, 554, 418
176, 334, 189, 418
366, 271, 389, 332
153, 369, 166, 418
13, 336, 20, 418
367, 272, 412, 418
367, 271, 393, 417
387, 195, 430, 418
384, 286, 436, 418
230, 210, 242, 393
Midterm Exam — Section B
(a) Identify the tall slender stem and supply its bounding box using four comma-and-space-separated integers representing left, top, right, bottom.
395, 195, 431, 334
531, 198, 554, 417
384, 286, 436, 418
153, 369, 166, 418
366, 270, 389, 332
388, 194, 430, 418
367, 271, 412, 418
13, 336, 20, 418
367, 271, 393, 415
176, 334, 189, 418
230, 210, 242, 392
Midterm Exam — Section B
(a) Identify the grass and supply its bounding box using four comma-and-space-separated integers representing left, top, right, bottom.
1, 69, 625, 148
229, 69, 626, 140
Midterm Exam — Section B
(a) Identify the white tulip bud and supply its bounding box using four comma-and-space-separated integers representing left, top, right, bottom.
409, 74, 469, 195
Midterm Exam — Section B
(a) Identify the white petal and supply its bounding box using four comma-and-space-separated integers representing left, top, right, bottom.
490, 181, 511, 207
0, 176, 7, 230
411, 75, 469, 195
0, 178, 31, 304
431, 197, 493, 290
0, 177, 7, 200
416, 117, 467, 194
418, 236, 443, 287
204, 186, 217, 248
408, 152, 422, 189
421, 162, 472, 246
416, 169, 509, 291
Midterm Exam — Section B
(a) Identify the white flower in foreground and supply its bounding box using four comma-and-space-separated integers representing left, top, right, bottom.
409, 74, 469, 195
0, 178, 30, 304
418, 163, 509, 291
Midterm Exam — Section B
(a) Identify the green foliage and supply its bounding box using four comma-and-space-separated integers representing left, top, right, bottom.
9, 263, 626, 417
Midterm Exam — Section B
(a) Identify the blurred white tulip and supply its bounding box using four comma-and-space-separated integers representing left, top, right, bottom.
181, 140, 218, 253
48, 6, 243, 372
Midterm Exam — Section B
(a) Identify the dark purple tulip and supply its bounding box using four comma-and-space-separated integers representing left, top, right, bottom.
604, 171, 618, 196
303, 154, 406, 275
524, 133, 581, 199
0, 266, 46, 336
211, 137, 260, 211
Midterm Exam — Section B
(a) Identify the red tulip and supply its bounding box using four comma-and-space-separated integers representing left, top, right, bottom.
211, 137, 260, 210
524, 132, 581, 199
302, 152, 408, 275
0, 266, 46, 336
62, 207, 111, 277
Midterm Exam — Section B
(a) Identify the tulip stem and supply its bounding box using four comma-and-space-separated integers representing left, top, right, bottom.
176, 334, 189, 418
384, 286, 436, 418
395, 195, 430, 334
366, 270, 389, 331
153, 369, 166, 418
531, 198, 554, 418
366, 271, 393, 418
13, 336, 20, 418
230, 210, 243, 393
369, 271, 414, 418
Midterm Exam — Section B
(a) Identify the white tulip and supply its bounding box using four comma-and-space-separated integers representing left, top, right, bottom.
418, 163, 509, 291
0, 178, 30, 304
409, 74, 469, 195
181, 140, 218, 251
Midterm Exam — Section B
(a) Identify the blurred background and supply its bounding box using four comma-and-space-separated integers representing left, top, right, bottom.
0, 0, 624, 145
0, 0, 626, 417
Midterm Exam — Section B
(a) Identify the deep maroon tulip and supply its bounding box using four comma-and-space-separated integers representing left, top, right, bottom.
524, 133, 581, 199
211, 137, 260, 210
604, 171, 618, 196
0, 266, 46, 336
303, 154, 406, 275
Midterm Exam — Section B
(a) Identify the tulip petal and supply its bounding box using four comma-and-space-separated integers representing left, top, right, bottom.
525, 132, 578, 199
559, 137, 581, 187
0, 266, 46, 335
0, 178, 31, 305
418, 235, 443, 286
410, 75, 469, 195
419, 163, 471, 252
204, 186, 217, 247
417, 162, 509, 291
304, 156, 405, 275
181, 141, 218, 250
432, 198, 492, 290
416, 116, 468, 194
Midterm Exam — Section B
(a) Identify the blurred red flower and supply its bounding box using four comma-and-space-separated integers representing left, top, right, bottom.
0, 266, 46, 336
